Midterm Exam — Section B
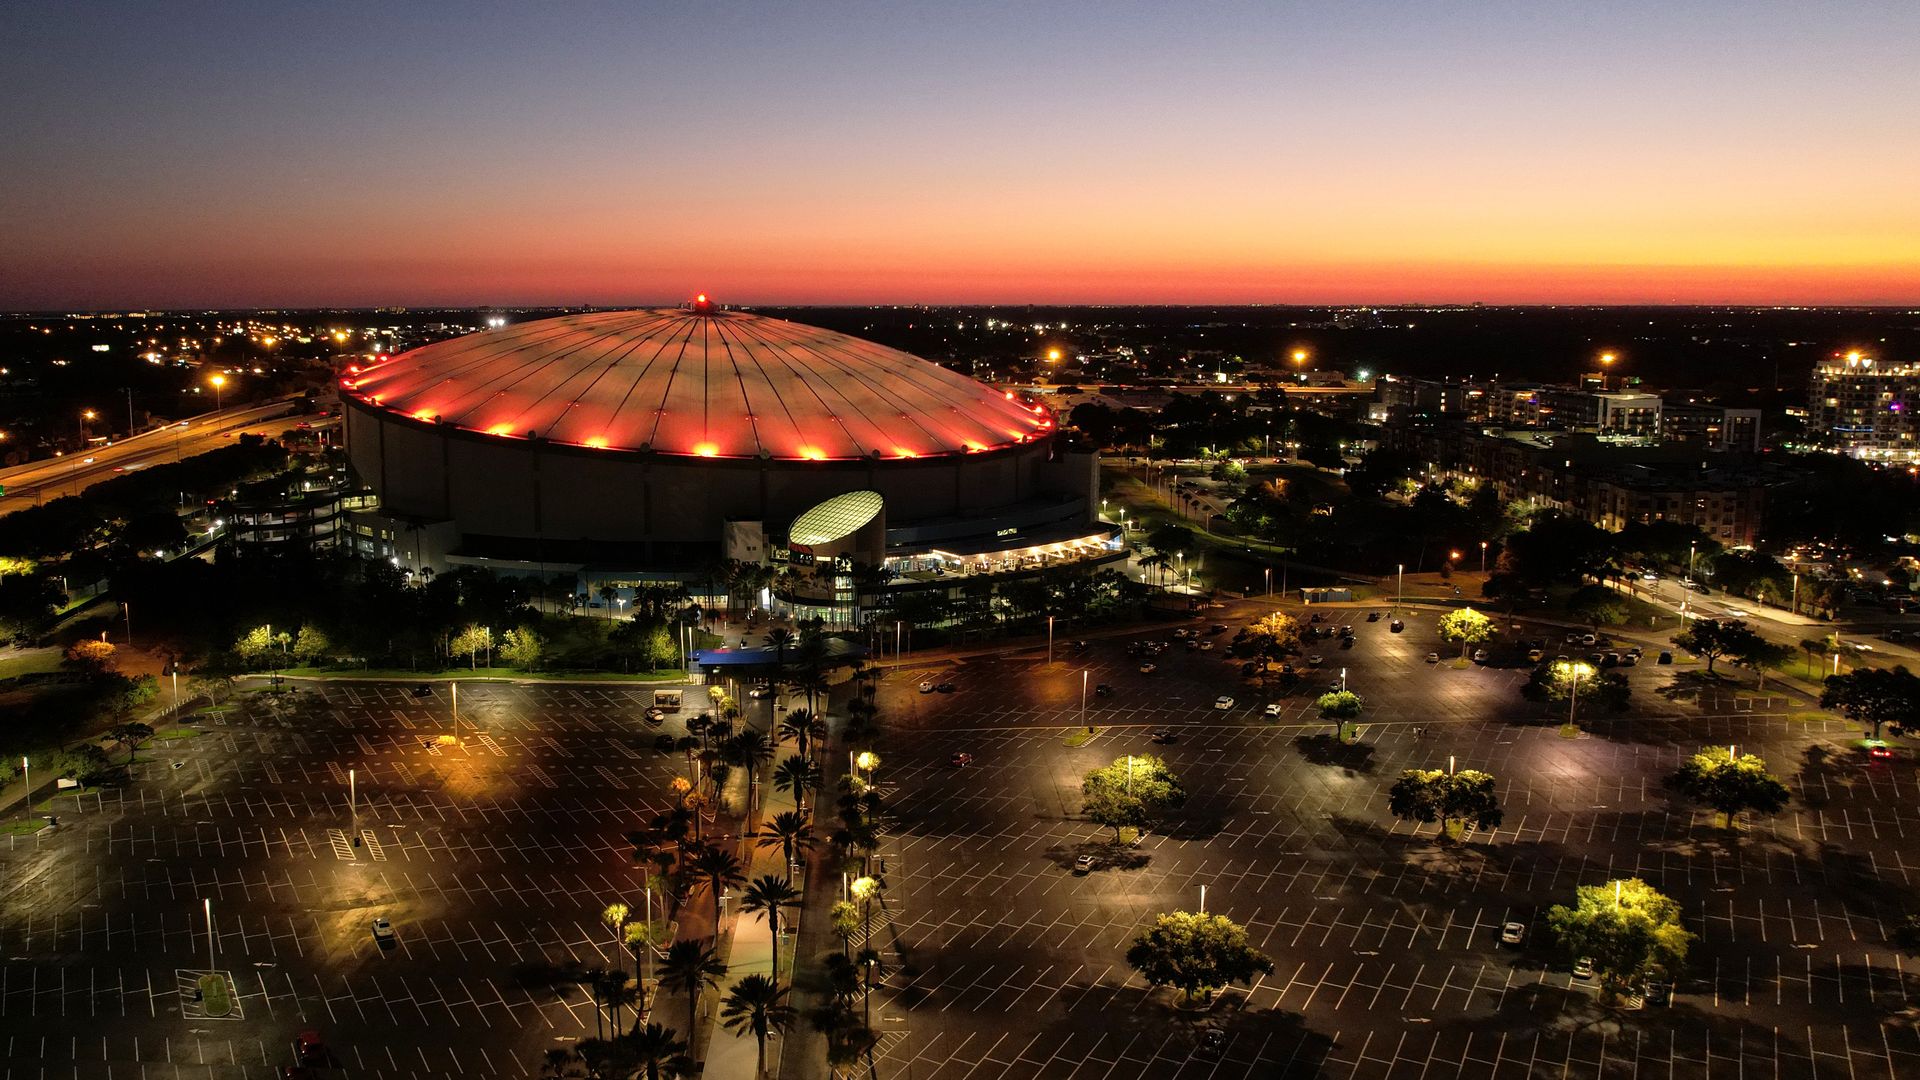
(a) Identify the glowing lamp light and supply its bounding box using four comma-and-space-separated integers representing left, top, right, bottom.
1291, 349, 1309, 363
696, 294, 707, 304
798, 446, 827, 461
412, 408, 436, 421
1046, 348, 1062, 362
585, 436, 609, 449
892, 447, 919, 459
964, 441, 986, 453
486, 423, 515, 436
693, 442, 719, 458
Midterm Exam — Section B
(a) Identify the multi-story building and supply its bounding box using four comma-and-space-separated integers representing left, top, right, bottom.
1807, 352, 1920, 461
1661, 402, 1763, 451
1383, 422, 1801, 546
1534, 388, 1662, 439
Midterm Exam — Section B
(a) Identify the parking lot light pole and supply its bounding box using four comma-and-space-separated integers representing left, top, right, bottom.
205, 898, 215, 972
19, 756, 27, 822
1080, 670, 1088, 731
1199, 884, 1206, 914
1479, 541, 1488, 574
1340, 667, 1347, 692
1047, 615, 1054, 666
1394, 564, 1404, 615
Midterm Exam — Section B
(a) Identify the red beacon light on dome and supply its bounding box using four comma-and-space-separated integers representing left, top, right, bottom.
690, 293, 714, 314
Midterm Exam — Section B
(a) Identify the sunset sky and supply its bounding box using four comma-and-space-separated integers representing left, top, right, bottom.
2, 0, 1916, 308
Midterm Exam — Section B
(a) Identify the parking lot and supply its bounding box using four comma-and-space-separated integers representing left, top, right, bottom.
0, 682, 693, 1078
843, 603, 1920, 1080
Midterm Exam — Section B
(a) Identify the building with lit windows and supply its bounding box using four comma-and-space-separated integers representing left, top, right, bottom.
1807, 352, 1920, 462
340, 300, 1119, 622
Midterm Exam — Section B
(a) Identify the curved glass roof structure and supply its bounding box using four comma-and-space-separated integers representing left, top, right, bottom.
789, 490, 885, 546
342, 307, 1054, 460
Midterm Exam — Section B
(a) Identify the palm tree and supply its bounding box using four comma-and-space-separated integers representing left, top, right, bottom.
772, 755, 820, 813
791, 669, 830, 715
685, 844, 746, 929
627, 1022, 694, 1080
602, 903, 630, 979
757, 809, 813, 871
719, 974, 796, 1080
763, 627, 793, 670
724, 732, 772, 811
660, 939, 725, 1050
579, 964, 610, 1041
601, 969, 639, 1038
776, 709, 824, 758
739, 875, 802, 982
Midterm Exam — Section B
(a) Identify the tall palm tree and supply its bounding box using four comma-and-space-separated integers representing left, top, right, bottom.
719, 974, 796, 1079
777, 709, 827, 759
772, 755, 820, 813
600, 969, 639, 1038
602, 903, 630, 979
791, 668, 830, 715
579, 964, 610, 1041
684, 844, 746, 929
660, 939, 725, 1050
756, 809, 812, 871
763, 627, 793, 671
739, 874, 803, 982
627, 1022, 694, 1080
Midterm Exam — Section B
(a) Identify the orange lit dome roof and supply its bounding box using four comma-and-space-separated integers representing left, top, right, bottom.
342, 307, 1054, 461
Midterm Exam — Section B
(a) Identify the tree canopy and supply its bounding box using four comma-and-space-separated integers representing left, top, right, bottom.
1125, 911, 1274, 1004
1671, 618, 1767, 674
1436, 607, 1494, 656
1081, 754, 1186, 840
1546, 878, 1693, 997
1386, 767, 1504, 837
1821, 665, 1920, 738
1667, 747, 1790, 827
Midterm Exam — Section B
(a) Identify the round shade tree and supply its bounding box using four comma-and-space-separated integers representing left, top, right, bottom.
1081, 754, 1186, 841
1437, 607, 1494, 658
1666, 746, 1789, 829
1125, 911, 1274, 1005
1547, 878, 1693, 1000
1386, 767, 1504, 840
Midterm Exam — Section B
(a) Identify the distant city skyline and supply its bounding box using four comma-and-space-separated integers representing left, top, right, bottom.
2, 0, 1916, 309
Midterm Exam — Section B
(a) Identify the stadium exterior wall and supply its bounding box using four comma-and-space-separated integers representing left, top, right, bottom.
344, 396, 1089, 546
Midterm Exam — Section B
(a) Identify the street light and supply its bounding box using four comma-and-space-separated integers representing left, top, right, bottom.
1479, 541, 1488, 574
204, 897, 216, 973
1394, 563, 1404, 615
209, 374, 226, 412
1557, 659, 1593, 729
1081, 669, 1089, 732
1047, 614, 1055, 666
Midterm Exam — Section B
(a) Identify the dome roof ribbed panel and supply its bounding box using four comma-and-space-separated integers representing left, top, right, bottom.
342, 308, 1055, 460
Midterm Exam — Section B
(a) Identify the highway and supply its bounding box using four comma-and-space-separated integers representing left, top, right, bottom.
0, 399, 309, 514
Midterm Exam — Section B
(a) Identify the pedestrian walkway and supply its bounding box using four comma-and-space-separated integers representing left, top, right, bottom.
703, 747, 806, 1079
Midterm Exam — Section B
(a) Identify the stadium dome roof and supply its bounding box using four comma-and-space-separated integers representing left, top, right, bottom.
342, 306, 1054, 461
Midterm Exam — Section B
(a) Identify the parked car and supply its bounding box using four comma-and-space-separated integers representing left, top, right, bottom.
295, 1031, 327, 1067
371, 917, 395, 943
1643, 981, 1672, 1007
1867, 740, 1895, 760
1264, 703, 1283, 718
918, 680, 935, 694
1073, 854, 1096, 874
1198, 1029, 1227, 1058
1094, 683, 1114, 697
1213, 696, 1234, 710
935, 682, 956, 693
1472, 648, 1489, 663
1150, 728, 1179, 743
1501, 921, 1527, 946
1138, 662, 1157, 674
1658, 650, 1673, 664
653, 733, 678, 753
1390, 619, 1404, 633
948, 752, 974, 767
1572, 956, 1595, 980
1426, 652, 1441, 664
1526, 648, 1544, 663
411, 685, 433, 698
1367, 611, 1382, 622
1306, 655, 1324, 667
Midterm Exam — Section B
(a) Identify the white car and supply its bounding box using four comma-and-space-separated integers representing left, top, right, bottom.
1572, 956, 1595, 980
1472, 648, 1489, 663
1213, 695, 1235, 710
1073, 854, 1096, 874
1501, 921, 1526, 946
1526, 648, 1544, 663
918, 680, 935, 694
1264, 703, 1283, 718
1425, 652, 1440, 663
1305, 655, 1324, 667
371, 917, 395, 942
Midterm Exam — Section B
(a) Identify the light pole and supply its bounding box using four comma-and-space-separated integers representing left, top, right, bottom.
1791, 572, 1800, 616
1047, 614, 1055, 666
18, 756, 27, 823
209, 374, 226, 413
850, 875, 878, 1026
1394, 564, 1404, 615
349, 767, 357, 839
1199, 884, 1207, 914
1340, 667, 1347, 692
1264, 567, 1272, 597
204, 897, 216, 973
1682, 542, 1697, 620
1080, 669, 1089, 732
1479, 541, 1488, 574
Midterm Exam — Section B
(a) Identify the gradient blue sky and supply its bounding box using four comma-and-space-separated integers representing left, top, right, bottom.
2, 0, 1916, 308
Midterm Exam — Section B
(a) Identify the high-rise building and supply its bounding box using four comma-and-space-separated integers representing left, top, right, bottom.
1807, 352, 1920, 461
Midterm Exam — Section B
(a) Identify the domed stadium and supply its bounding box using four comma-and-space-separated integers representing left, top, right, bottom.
341, 299, 1120, 620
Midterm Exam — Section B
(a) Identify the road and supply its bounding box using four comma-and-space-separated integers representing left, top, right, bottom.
0, 401, 306, 513
1627, 575, 1920, 670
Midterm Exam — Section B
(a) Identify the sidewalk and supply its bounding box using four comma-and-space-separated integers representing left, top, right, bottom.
702, 746, 804, 1078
